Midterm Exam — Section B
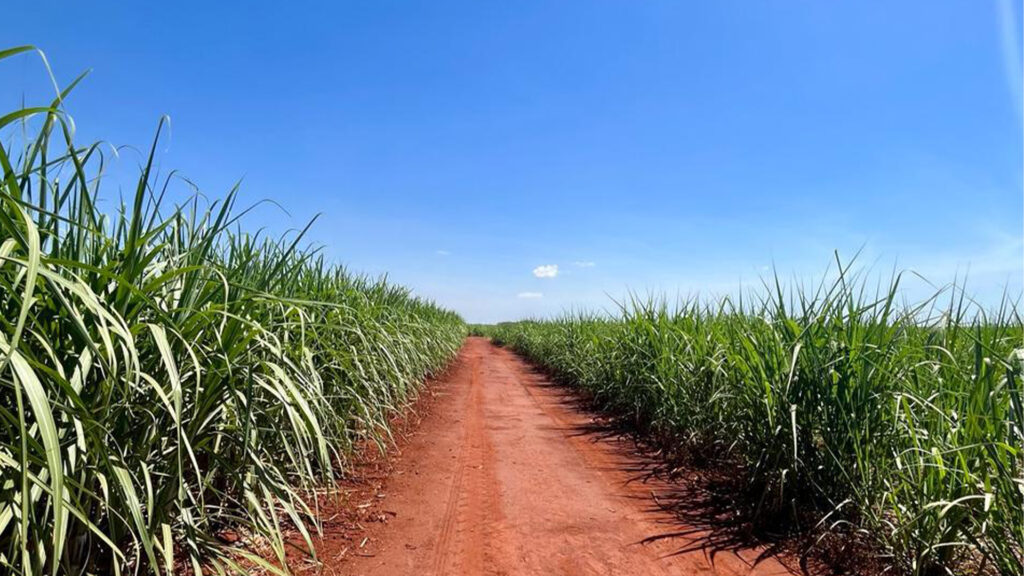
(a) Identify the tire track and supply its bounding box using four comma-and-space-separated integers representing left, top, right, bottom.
430, 353, 476, 575
431, 351, 501, 575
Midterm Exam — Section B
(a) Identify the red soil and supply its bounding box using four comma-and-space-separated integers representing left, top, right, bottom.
303, 337, 800, 575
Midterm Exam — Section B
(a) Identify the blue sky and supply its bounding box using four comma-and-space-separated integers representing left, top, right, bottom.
2, 1, 1022, 323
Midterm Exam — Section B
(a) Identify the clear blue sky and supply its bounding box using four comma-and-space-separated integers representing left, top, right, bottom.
2, 2, 1022, 323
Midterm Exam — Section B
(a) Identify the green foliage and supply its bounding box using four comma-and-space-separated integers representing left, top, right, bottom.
0, 47, 465, 575
466, 324, 495, 337
490, 268, 1023, 576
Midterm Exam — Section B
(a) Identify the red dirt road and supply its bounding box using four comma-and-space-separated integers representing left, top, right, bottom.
341, 338, 796, 576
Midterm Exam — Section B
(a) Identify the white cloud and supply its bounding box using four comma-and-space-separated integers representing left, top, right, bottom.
532, 264, 559, 278
435, 250, 450, 256
517, 292, 543, 299
573, 261, 596, 268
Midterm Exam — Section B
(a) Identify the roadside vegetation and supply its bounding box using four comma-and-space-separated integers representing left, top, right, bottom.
0, 46, 465, 575
484, 265, 1023, 576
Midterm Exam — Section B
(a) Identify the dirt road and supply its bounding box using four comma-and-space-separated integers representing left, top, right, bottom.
341, 338, 795, 575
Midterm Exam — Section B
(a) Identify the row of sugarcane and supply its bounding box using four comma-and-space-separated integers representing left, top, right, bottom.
0, 46, 466, 575
485, 272, 1023, 576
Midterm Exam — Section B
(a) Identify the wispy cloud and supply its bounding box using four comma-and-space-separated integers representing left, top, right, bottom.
517, 291, 543, 299
909, 234, 1023, 282
532, 264, 559, 278
997, 0, 1023, 119
573, 261, 596, 268
435, 250, 451, 256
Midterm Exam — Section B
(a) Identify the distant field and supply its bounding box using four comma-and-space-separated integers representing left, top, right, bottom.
482, 277, 1023, 576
